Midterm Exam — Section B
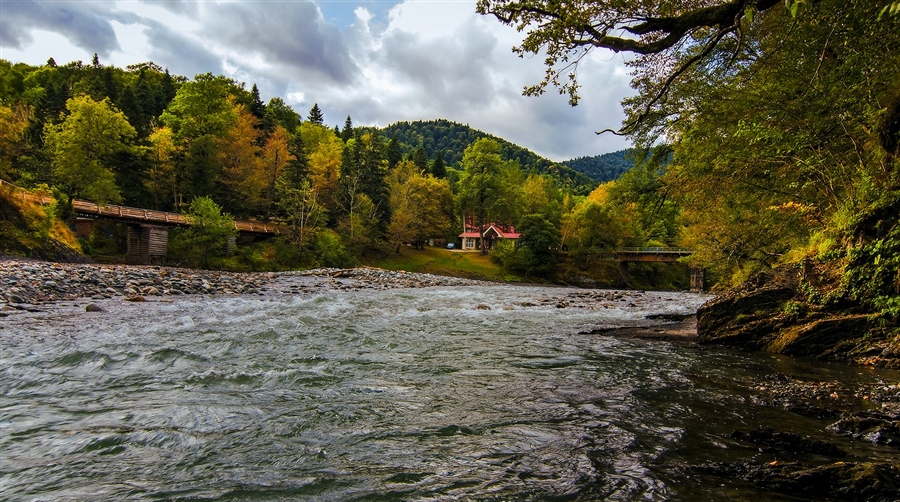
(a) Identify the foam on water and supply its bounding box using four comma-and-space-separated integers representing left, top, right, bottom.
2, 285, 894, 501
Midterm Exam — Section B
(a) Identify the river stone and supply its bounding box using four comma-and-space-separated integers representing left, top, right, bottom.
85, 303, 106, 312
7, 294, 25, 304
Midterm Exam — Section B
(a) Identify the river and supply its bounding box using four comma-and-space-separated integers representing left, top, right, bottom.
1, 284, 896, 500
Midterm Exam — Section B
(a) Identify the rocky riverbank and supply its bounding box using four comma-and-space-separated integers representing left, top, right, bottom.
0, 257, 489, 311
697, 268, 900, 368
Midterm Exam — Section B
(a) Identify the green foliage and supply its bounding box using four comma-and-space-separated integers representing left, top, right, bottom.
159, 73, 238, 200
387, 161, 453, 249
491, 239, 527, 273
841, 196, 900, 318
563, 150, 634, 183
781, 300, 805, 318
456, 139, 512, 253
313, 229, 355, 268
516, 214, 561, 276
276, 178, 325, 249
44, 95, 136, 206
378, 119, 595, 194
170, 196, 236, 268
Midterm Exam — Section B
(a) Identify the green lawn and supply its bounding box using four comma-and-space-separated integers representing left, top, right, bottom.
361, 246, 524, 283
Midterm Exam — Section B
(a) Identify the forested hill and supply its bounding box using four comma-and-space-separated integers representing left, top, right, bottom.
561, 150, 633, 183
378, 119, 596, 193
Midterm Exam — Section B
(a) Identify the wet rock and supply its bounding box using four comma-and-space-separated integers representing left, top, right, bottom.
827, 411, 900, 448
6, 293, 25, 304
689, 461, 899, 502
125, 295, 146, 302
695, 268, 893, 366
784, 402, 840, 419
476, 304, 491, 310
730, 427, 846, 457
85, 303, 106, 312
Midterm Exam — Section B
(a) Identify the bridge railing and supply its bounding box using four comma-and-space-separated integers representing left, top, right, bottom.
2, 178, 284, 235
616, 247, 693, 254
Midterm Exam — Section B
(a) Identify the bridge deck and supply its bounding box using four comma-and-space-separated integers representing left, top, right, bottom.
2, 179, 283, 235
592, 247, 693, 262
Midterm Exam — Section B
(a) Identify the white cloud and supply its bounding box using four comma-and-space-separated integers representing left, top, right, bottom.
0, 0, 633, 160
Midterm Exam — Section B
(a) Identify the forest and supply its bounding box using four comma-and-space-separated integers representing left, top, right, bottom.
0, 56, 680, 281
2, 0, 899, 310
478, 0, 900, 332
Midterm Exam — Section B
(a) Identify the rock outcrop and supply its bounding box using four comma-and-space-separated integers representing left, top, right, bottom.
697, 269, 899, 367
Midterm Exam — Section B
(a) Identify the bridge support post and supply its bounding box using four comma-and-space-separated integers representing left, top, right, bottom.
127, 224, 168, 265
619, 261, 629, 287
690, 267, 705, 292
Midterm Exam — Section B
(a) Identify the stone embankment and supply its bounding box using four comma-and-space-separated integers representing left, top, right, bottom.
0, 258, 488, 309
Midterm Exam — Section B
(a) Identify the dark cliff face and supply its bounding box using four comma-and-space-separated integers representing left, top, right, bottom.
696, 269, 899, 368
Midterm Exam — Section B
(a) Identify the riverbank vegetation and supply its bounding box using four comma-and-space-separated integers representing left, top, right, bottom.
0, 56, 687, 288
480, 0, 900, 364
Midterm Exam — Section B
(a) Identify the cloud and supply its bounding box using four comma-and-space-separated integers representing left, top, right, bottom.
137, 0, 198, 16
202, 1, 359, 85
139, 20, 226, 78
0, 0, 130, 57
0, 0, 634, 160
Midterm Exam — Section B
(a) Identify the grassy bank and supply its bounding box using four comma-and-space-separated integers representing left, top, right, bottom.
361, 246, 526, 283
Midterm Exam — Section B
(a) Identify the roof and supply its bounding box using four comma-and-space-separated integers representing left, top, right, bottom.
459, 226, 520, 239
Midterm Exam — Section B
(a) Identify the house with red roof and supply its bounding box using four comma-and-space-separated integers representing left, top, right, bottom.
459, 215, 520, 251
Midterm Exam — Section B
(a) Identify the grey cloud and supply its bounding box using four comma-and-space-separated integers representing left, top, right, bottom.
140, 20, 225, 78
202, 2, 359, 85
376, 24, 498, 109
0, 0, 127, 57
137, 0, 198, 16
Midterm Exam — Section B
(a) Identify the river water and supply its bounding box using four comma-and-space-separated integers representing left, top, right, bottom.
1, 284, 896, 501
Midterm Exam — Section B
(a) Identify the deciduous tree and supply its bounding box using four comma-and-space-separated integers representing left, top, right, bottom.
387, 160, 453, 250
44, 95, 136, 206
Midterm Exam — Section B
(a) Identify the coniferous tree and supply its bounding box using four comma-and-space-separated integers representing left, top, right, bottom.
386, 135, 402, 170
341, 115, 353, 142
412, 146, 428, 172
430, 152, 446, 178
249, 83, 266, 121
284, 132, 309, 186
307, 103, 324, 125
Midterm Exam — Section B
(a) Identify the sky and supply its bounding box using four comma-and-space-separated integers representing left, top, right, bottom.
0, 0, 634, 162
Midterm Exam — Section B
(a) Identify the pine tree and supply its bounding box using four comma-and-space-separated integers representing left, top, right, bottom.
430, 152, 446, 178
386, 136, 402, 170
341, 115, 353, 142
412, 147, 428, 172
307, 103, 324, 125
284, 132, 309, 186
249, 83, 266, 121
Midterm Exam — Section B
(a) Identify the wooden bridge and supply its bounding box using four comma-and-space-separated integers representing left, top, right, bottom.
2, 179, 284, 264
600, 247, 694, 263
587, 246, 704, 292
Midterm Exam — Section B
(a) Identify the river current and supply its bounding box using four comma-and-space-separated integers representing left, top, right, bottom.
1, 284, 896, 500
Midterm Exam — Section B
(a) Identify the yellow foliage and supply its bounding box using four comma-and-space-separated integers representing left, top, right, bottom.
586, 181, 614, 205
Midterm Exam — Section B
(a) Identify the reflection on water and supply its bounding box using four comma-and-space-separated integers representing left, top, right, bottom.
0, 285, 895, 500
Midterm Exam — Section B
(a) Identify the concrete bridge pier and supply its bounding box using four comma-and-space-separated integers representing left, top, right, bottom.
127, 224, 168, 265
690, 267, 705, 292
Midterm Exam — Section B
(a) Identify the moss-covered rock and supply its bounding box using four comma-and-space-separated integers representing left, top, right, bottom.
696, 268, 899, 367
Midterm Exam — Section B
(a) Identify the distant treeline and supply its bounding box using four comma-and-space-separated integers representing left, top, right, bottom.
4, 56, 672, 276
